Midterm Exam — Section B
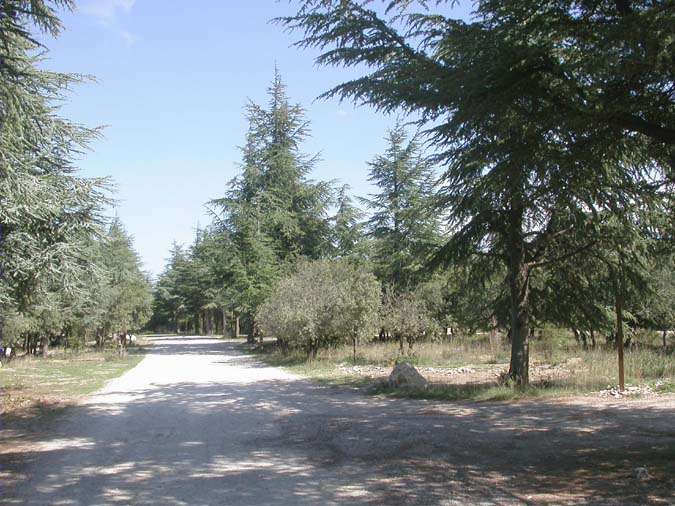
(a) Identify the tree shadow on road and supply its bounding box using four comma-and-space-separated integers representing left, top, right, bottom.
2, 338, 674, 505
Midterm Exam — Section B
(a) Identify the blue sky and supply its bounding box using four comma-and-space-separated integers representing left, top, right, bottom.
41, 1, 472, 276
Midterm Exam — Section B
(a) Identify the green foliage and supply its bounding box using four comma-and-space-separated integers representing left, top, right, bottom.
636, 255, 675, 334
280, 0, 673, 385
331, 184, 367, 260
0, 1, 152, 353
380, 288, 440, 354
203, 70, 334, 331
0, 0, 108, 313
361, 124, 440, 292
96, 219, 152, 340
257, 259, 381, 357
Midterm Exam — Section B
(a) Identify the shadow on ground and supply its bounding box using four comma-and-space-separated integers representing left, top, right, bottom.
1, 337, 673, 505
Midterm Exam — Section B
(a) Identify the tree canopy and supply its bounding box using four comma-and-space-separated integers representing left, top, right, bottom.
279, 0, 673, 384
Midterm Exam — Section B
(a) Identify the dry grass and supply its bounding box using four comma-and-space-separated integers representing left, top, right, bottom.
252, 336, 674, 401
0, 344, 147, 417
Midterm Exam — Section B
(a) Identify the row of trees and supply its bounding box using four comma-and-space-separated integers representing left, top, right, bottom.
277, 0, 674, 385
152, 0, 673, 387
149, 72, 444, 340
0, 1, 152, 354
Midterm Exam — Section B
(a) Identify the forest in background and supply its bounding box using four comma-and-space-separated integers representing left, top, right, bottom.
150, 65, 673, 387
0, 0, 673, 390
0, 1, 152, 356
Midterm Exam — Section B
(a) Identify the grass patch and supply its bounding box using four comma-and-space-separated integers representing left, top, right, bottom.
250, 337, 674, 402
0, 344, 147, 416
371, 383, 552, 402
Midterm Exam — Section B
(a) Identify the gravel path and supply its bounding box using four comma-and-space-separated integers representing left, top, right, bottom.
2, 336, 673, 505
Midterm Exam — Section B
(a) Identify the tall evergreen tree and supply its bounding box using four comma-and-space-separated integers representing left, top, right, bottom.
233, 68, 333, 263
210, 70, 333, 332
331, 184, 365, 259
96, 219, 152, 345
361, 124, 440, 292
150, 242, 189, 333
280, 0, 672, 385
0, 1, 109, 344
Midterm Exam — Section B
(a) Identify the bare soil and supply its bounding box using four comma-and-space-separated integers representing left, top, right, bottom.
1, 336, 673, 505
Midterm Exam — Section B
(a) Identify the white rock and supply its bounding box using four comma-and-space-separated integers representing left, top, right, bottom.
388, 362, 429, 389
634, 467, 652, 481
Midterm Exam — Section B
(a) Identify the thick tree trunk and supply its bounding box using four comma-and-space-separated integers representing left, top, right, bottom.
506, 209, 530, 387
590, 329, 596, 349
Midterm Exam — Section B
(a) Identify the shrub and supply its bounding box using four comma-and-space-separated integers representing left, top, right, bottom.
381, 289, 440, 355
257, 259, 381, 359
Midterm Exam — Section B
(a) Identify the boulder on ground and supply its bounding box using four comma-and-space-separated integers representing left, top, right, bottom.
388, 362, 428, 389
634, 467, 652, 481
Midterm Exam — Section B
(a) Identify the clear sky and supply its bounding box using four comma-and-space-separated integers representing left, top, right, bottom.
41, 1, 472, 276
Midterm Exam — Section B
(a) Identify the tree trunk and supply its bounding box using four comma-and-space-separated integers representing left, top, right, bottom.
307, 339, 318, 360
222, 309, 227, 337
506, 208, 530, 386
235, 316, 240, 338
614, 282, 625, 392
663, 330, 668, 349
41, 334, 49, 356
246, 317, 256, 344
590, 329, 596, 349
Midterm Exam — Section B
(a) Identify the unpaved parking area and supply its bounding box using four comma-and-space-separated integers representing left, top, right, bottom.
1, 336, 673, 505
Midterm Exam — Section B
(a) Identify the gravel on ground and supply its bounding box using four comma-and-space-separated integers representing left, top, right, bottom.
1, 336, 673, 505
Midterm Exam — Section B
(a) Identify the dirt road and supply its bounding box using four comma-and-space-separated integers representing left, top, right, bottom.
2, 336, 673, 505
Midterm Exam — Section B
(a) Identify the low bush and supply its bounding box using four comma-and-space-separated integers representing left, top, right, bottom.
381, 289, 440, 354
257, 259, 381, 359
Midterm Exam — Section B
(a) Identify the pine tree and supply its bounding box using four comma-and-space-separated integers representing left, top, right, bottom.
331, 184, 365, 259
280, 0, 672, 386
0, 1, 109, 345
151, 243, 189, 333
96, 219, 152, 345
361, 124, 440, 292
253, 68, 332, 262
209, 70, 332, 332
